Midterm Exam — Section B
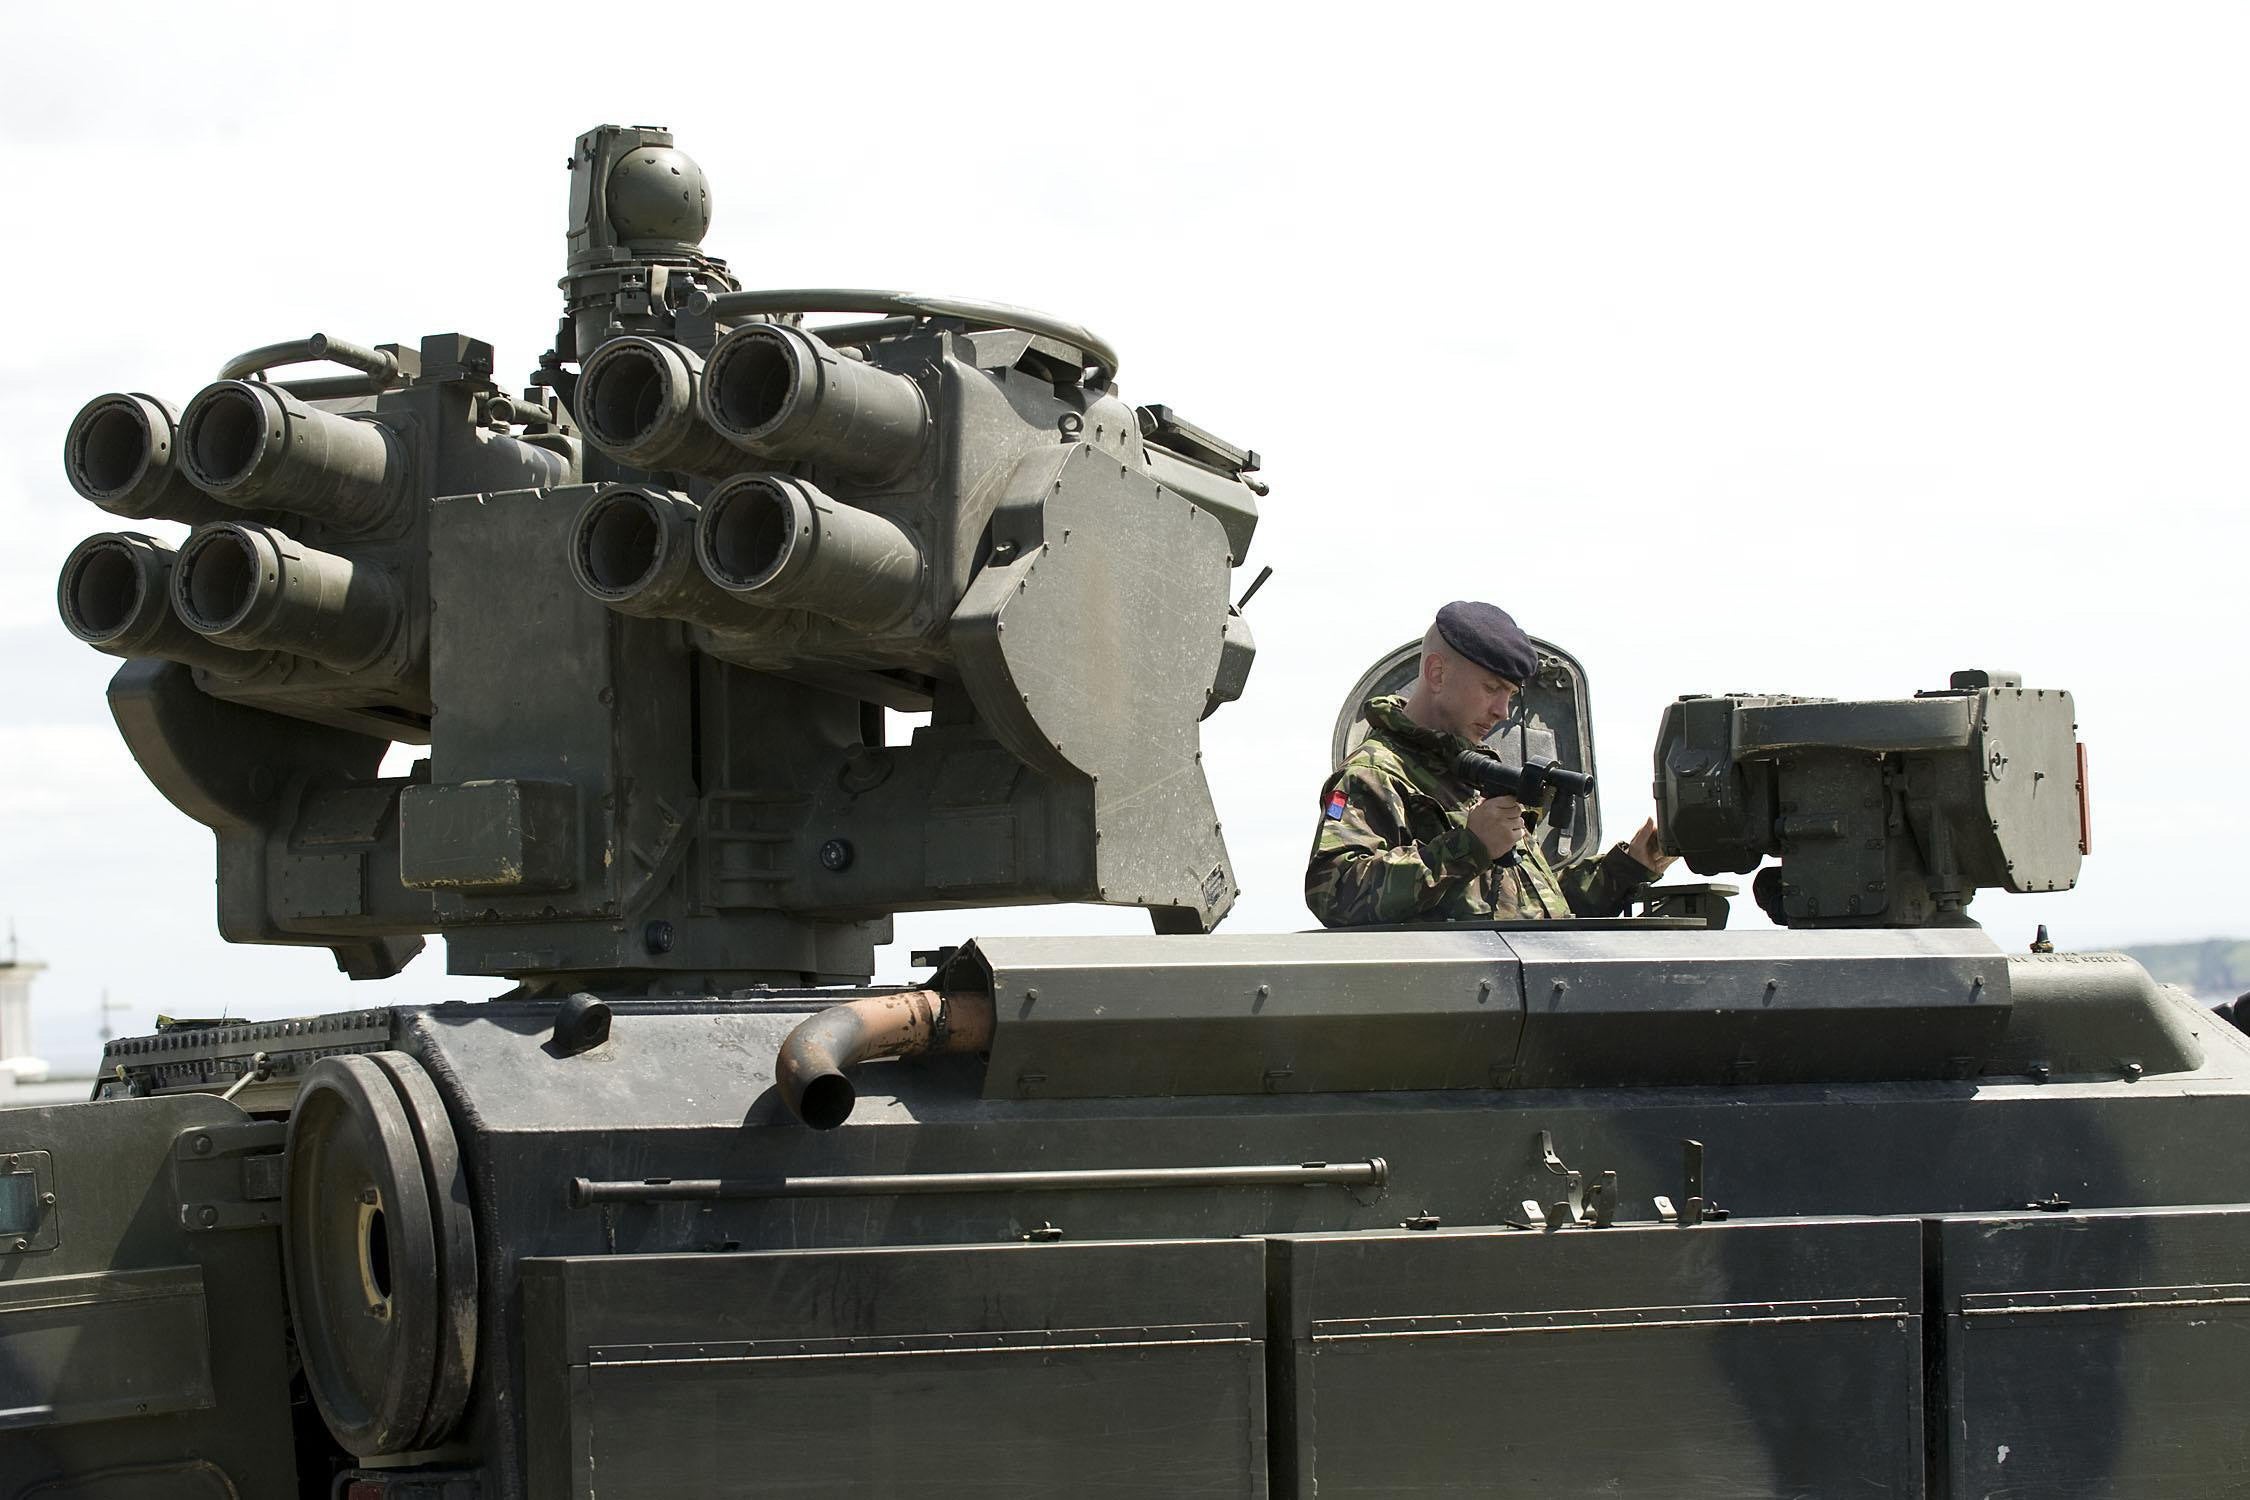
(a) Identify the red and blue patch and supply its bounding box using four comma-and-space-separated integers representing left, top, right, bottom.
1324, 788, 1348, 820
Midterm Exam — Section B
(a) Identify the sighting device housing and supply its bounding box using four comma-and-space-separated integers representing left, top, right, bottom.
1654, 669, 2087, 927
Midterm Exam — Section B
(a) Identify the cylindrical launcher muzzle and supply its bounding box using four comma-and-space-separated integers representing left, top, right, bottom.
56, 531, 271, 675
567, 484, 745, 629
694, 473, 922, 633
63, 393, 227, 525
575, 336, 742, 479
700, 323, 928, 485
176, 380, 405, 534
171, 521, 403, 672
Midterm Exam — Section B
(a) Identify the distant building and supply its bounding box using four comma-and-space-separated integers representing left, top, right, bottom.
0, 949, 50, 1087
0, 944, 93, 1106
0, 944, 95, 1110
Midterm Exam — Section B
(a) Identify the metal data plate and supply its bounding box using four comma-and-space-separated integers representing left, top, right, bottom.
1329, 634, 1602, 865
0, 1150, 58, 1253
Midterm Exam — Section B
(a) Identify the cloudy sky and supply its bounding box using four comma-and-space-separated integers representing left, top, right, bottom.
3, 5, 2244, 1071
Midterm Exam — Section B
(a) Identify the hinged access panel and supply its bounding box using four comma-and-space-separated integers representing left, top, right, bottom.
1937, 1204, 2250, 1497
522, 1236, 1268, 1498
1269, 1216, 1924, 1497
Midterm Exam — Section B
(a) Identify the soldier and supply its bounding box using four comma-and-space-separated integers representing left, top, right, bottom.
1305, 600, 1675, 926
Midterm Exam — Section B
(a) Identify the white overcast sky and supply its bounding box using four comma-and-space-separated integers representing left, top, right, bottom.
3, 4, 2244, 1071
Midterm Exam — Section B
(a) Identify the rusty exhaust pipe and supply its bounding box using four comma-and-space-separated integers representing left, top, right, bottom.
775, 988, 995, 1129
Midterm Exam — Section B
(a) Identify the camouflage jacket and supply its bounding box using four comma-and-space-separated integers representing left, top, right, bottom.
1304, 695, 1657, 927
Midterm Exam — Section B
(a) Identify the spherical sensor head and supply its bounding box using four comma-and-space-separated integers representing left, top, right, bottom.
605, 146, 712, 245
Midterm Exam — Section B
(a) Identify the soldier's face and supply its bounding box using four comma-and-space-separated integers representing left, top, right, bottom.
1431, 655, 1519, 743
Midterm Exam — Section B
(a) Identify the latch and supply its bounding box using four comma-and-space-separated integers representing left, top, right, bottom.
174, 1121, 287, 1232
1522, 1131, 1619, 1230
1654, 1139, 1729, 1226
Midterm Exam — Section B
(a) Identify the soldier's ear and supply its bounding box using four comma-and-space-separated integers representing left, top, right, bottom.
1422, 651, 1446, 689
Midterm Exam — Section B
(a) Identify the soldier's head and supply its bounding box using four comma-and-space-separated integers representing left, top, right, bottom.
1406, 600, 1537, 743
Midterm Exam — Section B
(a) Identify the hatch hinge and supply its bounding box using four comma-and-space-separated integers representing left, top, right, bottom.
173, 1120, 287, 1233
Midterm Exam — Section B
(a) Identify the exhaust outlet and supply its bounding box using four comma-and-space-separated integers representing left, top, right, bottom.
700, 323, 927, 484
566, 485, 748, 629
575, 336, 741, 479
56, 532, 270, 675
694, 474, 922, 632
177, 380, 405, 533
171, 522, 404, 672
775, 989, 996, 1129
63, 394, 225, 525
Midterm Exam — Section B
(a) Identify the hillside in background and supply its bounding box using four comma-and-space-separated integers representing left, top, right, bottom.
2120, 939, 2250, 1002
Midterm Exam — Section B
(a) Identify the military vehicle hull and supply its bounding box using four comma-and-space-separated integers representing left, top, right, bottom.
6, 931, 2248, 1497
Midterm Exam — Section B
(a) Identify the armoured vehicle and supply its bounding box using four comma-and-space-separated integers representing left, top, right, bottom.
10, 124, 2250, 1498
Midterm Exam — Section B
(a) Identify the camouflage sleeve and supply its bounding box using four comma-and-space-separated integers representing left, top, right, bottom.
1305, 766, 1491, 926
1557, 842, 1661, 918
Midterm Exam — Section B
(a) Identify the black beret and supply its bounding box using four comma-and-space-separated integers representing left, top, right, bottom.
1434, 600, 1537, 684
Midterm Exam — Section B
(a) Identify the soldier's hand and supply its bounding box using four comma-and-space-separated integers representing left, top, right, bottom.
1466, 796, 1527, 860
1627, 817, 1677, 875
